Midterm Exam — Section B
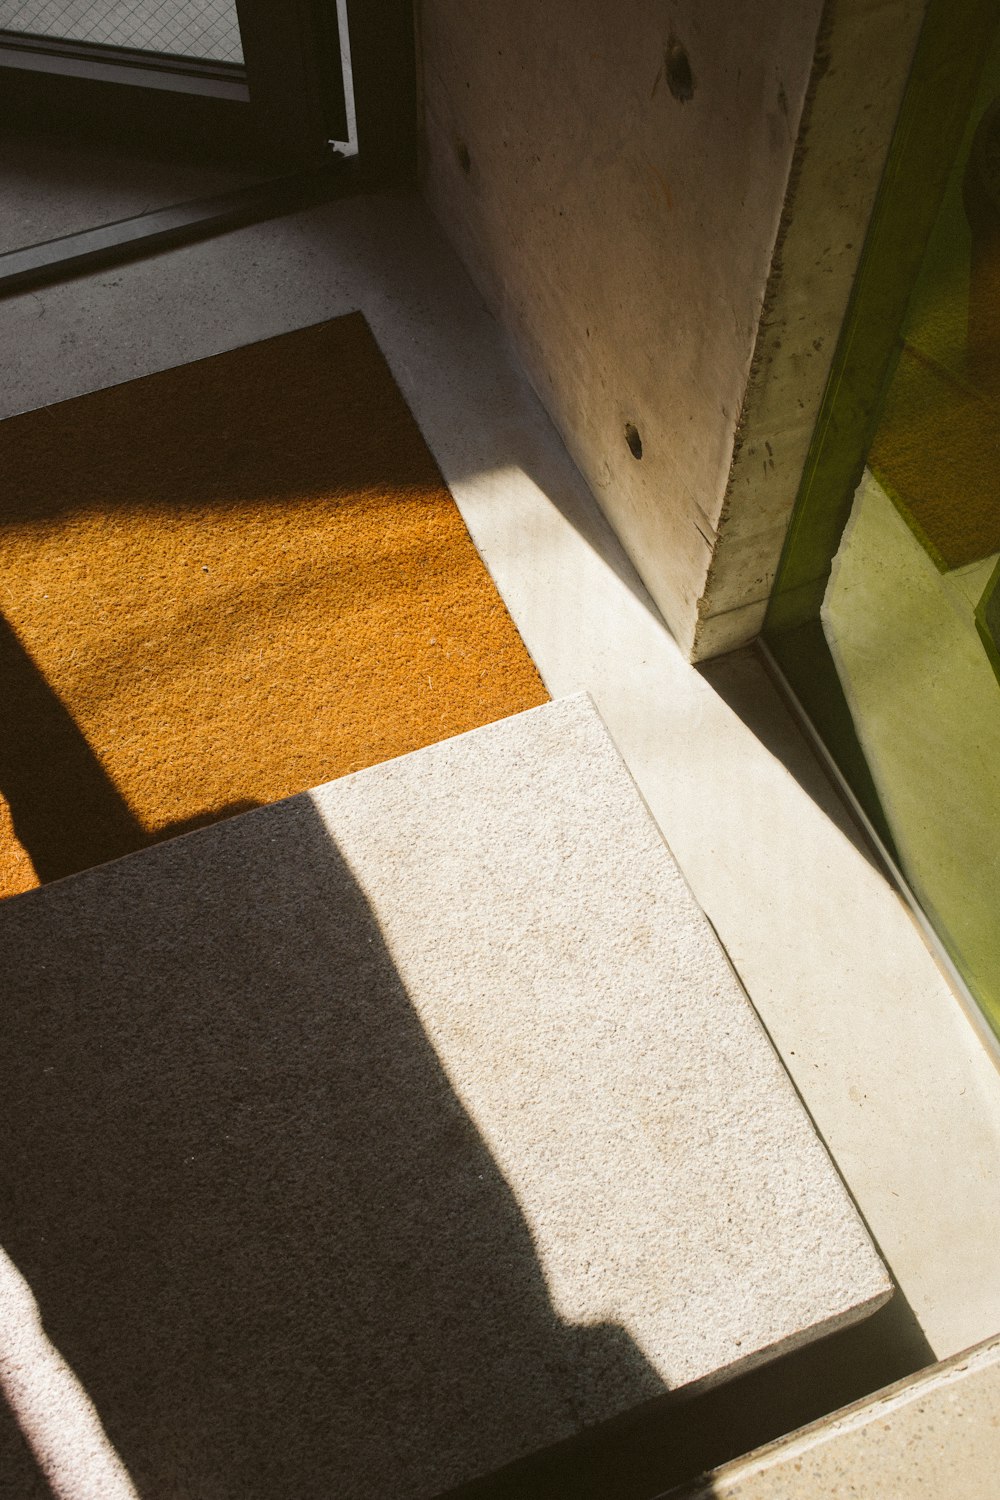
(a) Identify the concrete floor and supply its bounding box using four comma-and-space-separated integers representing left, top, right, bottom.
2, 184, 1000, 1490
669, 1333, 1000, 1500
0, 130, 261, 253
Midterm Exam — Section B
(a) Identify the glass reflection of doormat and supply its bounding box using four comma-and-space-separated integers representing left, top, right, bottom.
0, 312, 547, 898
975, 557, 1000, 686
869, 342, 1000, 571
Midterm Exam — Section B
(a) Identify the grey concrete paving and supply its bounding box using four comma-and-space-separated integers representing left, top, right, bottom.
0, 696, 889, 1498
664, 1335, 1000, 1499
0, 131, 260, 254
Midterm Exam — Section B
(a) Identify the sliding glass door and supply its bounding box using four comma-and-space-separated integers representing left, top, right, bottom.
0, 2, 244, 62
0, 1, 347, 167
765, 0, 1000, 1044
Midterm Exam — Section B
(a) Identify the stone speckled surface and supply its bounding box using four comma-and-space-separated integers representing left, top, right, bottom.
0, 695, 889, 1498
665, 1335, 1000, 1499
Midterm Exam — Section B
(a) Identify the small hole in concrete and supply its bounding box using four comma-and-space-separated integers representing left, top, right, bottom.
625, 423, 643, 460
665, 39, 694, 103
456, 139, 472, 174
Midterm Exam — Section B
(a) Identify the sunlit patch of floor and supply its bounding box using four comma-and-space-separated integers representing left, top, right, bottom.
822, 469, 1000, 1029
0, 1244, 139, 1500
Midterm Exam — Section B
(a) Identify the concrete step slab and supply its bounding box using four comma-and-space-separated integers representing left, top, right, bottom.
664, 1335, 1000, 1499
0, 695, 890, 1498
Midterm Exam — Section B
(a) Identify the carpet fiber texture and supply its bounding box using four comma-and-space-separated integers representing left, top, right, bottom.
0, 313, 548, 896
0, 696, 890, 1499
869, 342, 1000, 571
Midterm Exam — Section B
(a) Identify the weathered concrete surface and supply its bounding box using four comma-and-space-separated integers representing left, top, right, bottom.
418, 0, 926, 659
419, 0, 825, 653
0, 696, 889, 1497
665, 1335, 1000, 1498
693, 0, 926, 659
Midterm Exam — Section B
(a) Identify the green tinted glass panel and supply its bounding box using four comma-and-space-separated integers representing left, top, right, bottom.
976, 559, 1000, 685
766, 0, 1000, 1039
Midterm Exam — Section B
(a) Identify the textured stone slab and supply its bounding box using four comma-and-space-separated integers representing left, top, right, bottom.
667, 1336, 1000, 1500
0, 695, 889, 1498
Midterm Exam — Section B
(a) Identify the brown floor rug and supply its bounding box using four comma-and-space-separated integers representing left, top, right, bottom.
870, 343, 1000, 571
0, 313, 548, 897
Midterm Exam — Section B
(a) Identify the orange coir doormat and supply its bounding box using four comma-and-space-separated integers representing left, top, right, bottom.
0, 313, 548, 897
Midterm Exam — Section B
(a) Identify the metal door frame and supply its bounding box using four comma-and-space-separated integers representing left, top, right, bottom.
0, 0, 416, 294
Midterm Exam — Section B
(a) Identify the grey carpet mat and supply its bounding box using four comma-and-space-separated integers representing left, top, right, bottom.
0, 696, 889, 1499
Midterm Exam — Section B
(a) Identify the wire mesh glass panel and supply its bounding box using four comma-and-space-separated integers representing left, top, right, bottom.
0, 2, 243, 64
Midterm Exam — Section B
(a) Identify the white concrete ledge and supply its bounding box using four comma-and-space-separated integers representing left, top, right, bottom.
664, 1335, 1000, 1499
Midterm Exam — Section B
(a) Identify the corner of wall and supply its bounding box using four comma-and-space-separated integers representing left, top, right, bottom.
694, 0, 928, 659
415, 1, 922, 662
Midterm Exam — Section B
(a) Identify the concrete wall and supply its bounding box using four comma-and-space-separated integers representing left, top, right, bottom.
695, 0, 927, 657
417, 0, 925, 658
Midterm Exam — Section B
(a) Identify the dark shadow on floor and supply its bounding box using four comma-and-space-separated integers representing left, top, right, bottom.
0, 295, 660, 628
0, 610, 262, 885
0, 1392, 56, 1500
345, 211, 664, 621
0, 796, 663, 1499
698, 643, 892, 878
0, 314, 459, 525
0, 312, 549, 895
0, 611, 147, 881
0, 127, 262, 261
441, 1285, 933, 1500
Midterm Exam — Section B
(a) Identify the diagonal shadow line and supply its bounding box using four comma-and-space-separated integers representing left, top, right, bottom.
0, 1243, 137, 1500
0, 311, 550, 892
0, 613, 266, 886
0, 315, 446, 524
0, 1382, 58, 1500
0, 307, 659, 623
0, 613, 261, 886
0, 611, 146, 883
439, 1286, 933, 1500
696, 639, 896, 878
0, 796, 665, 1498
